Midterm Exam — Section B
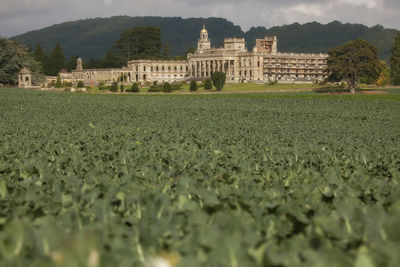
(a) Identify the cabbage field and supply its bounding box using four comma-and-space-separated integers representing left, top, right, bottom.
0, 87, 400, 267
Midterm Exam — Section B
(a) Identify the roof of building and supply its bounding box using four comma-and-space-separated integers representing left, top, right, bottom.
19, 67, 31, 74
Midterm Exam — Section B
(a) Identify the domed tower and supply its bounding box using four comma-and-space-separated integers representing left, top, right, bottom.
197, 24, 211, 52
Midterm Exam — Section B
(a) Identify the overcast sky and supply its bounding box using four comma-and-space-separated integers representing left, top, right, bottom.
1, 0, 399, 37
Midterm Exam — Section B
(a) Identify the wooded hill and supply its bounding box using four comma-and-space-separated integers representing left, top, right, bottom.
11, 16, 398, 62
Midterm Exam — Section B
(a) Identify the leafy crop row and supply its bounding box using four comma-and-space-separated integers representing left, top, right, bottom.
0, 88, 399, 266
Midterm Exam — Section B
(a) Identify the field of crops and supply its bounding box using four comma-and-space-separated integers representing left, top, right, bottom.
1, 87, 400, 267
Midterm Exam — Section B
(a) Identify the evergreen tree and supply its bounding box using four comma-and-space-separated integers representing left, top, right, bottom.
55, 74, 63, 88
327, 39, 383, 93
163, 82, 172, 93
130, 83, 140, 92
33, 44, 48, 74
110, 81, 118, 92
185, 46, 196, 56
211, 71, 226, 91
47, 43, 65, 76
65, 54, 79, 72
85, 58, 99, 69
112, 26, 162, 61
162, 43, 171, 60
190, 81, 198, 91
204, 79, 212, 89
102, 50, 124, 68
390, 31, 400, 85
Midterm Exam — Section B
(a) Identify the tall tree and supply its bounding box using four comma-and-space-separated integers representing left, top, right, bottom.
112, 26, 162, 62
65, 54, 79, 72
33, 44, 48, 74
0, 37, 44, 85
390, 31, 400, 85
85, 58, 99, 69
162, 43, 171, 60
326, 39, 383, 93
185, 46, 196, 56
47, 43, 65, 76
101, 50, 124, 68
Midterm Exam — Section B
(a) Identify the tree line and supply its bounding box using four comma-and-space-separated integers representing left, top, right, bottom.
31, 26, 194, 74
1, 26, 400, 88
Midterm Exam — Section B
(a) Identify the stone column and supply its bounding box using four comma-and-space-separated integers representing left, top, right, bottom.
228, 60, 231, 77
234, 59, 239, 80
194, 61, 198, 78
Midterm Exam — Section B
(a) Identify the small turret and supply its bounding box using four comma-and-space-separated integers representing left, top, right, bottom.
76, 58, 83, 71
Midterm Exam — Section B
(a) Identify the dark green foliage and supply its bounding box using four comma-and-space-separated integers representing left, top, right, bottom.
185, 46, 196, 56
163, 82, 172, 93
327, 39, 383, 93
11, 17, 397, 62
190, 80, 198, 91
130, 83, 140, 92
54, 75, 63, 88
162, 42, 171, 60
101, 50, 124, 68
1, 88, 400, 266
0, 38, 44, 85
153, 81, 157, 86
119, 84, 125, 92
393, 75, 400, 86
112, 26, 162, 62
268, 79, 278, 86
110, 81, 118, 92
85, 58, 99, 69
65, 54, 78, 72
47, 43, 65, 76
77, 81, 84, 88
211, 71, 226, 91
390, 31, 400, 84
204, 79, 212, 90
33, 44, 47, 73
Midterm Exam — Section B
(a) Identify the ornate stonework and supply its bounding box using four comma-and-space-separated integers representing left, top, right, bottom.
52, 25, 328, 86
18, 67, 32, 88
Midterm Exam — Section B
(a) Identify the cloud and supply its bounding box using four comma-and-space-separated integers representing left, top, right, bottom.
0, 0, 399, 37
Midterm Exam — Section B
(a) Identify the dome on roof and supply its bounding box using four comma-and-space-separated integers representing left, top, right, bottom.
201, 24, 208, 34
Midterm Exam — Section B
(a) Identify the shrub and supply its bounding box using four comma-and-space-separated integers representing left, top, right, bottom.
55, 75, 63, 88
211, 72, 226, 91
148, 87, 163, 92
130, 83, 140, 93
153, 81, 158, 86
77, 81, 84, 88
393, 75, 400, 86
110, 81, 118, 92
163, 82, 172, 93
120, 84, 125, 92
204, 79, 212, 90
268, 79, 278, 86
190, 81, 198, 92
63, 82, 73, 88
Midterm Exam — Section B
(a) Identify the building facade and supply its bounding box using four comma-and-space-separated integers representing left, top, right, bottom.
57, 25, 328, 85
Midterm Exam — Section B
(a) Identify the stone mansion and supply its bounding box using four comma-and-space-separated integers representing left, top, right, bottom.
55, 25, 328, 85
